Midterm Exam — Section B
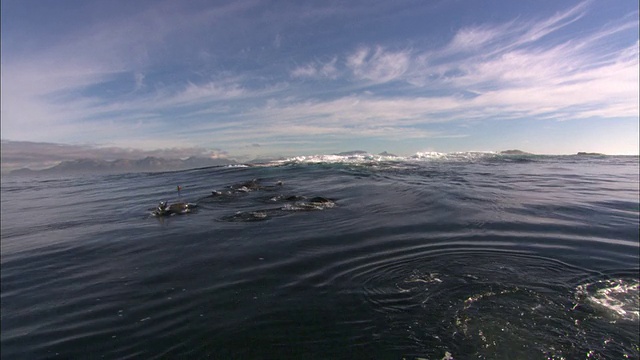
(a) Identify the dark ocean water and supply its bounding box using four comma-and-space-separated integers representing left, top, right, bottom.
1, 153, 639, 359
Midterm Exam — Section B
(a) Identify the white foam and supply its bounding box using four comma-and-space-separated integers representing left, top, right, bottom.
272, 151, 502, 165
413, 151, 498, 161
276, 153, 398, 164
577, 279, 639, 322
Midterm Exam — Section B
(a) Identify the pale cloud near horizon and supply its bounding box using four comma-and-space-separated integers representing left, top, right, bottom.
1, 0, 638, 160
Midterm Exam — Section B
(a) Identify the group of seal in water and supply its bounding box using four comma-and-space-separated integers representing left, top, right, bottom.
151, 178, 335, 221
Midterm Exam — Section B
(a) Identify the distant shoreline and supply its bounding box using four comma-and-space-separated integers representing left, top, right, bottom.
8, 156, 236, 176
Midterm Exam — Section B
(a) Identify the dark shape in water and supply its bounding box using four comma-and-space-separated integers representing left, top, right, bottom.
197, 179, 286, 206
307, 196, 333, 204
208, 179, 284, 198
220, 197, 337, 222
152, 201, 197, 217
229, 178, 261, 192
207, 189, 237, 199
229, 178, 283, 193
262, 194, 307, 203
284, 195, 304, 201
289, 196, 335, 210
220, 210, 273, 222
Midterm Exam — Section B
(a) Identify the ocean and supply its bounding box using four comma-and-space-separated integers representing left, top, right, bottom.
1, 152, 638, 359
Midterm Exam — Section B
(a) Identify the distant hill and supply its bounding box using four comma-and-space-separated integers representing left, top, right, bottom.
10, 156, 236, 176
500, 149, 532, 155
576, 152, 605, 156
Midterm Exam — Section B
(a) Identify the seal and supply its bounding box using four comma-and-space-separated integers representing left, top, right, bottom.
230, 179, 262, 192
207, 179, 284, 200
152, 201, 197, 217
295, 197, 335, 210
229, 178, 284, 192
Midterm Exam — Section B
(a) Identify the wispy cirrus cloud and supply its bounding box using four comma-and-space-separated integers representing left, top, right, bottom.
290, 46, 412, 84
1, 0, 268, 140
443, 25, 506, 54
293, 49, 403, 83
346, 46, 411, 83
518, 0, 588, 44
291, 57, 339, 79
281, 2, 637, 128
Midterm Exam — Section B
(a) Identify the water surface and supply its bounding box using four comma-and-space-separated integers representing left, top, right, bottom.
2, 154, 638, 359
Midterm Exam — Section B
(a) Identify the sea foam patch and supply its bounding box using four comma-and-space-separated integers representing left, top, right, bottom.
576, 279, 639, 322
271, 151, 514, 166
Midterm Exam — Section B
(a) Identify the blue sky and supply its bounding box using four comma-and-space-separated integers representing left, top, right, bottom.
1, 0, 638, 162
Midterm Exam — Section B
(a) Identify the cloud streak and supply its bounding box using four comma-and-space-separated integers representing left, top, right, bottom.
347, 46, 411, 83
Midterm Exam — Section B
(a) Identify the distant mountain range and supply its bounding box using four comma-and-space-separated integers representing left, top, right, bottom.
10, 156, 236, 176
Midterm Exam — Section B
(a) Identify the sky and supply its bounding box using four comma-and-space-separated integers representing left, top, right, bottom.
1, 0, 638, 169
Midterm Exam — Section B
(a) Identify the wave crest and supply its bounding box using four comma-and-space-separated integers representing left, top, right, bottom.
270, 151, 523, 165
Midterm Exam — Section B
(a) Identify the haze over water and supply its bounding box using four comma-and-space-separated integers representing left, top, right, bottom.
1, 153, 639, 359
